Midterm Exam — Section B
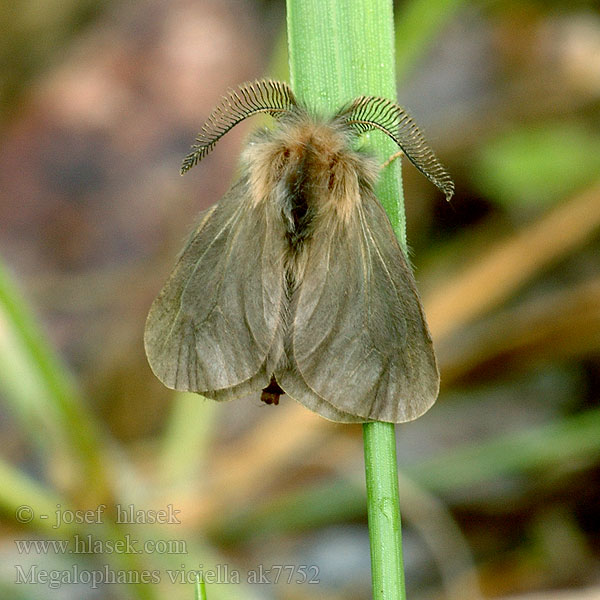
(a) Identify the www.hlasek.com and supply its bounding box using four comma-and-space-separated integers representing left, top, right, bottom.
15, 535, 187, 556
14, 564, 320, 589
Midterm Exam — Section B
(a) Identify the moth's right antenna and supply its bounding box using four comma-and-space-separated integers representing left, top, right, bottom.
338, 96, 455, 201
181, 80, 297, 174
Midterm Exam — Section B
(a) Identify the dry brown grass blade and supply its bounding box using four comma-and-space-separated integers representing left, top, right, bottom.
439, 276, 600, 385
425, 182, 600, 342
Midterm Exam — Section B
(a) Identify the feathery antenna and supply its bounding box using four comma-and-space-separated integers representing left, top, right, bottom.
338, 96, 455, 200
181, 80, 297, 174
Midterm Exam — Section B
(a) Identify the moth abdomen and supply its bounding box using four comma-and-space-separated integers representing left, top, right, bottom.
260, 376, 285, 405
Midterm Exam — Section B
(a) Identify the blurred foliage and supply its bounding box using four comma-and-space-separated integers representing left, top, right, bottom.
1, 0, 600, 600
0, 0, 108, 119
473, 122, 600, 209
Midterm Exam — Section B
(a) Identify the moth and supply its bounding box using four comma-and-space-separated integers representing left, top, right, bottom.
144, 80, 454, 423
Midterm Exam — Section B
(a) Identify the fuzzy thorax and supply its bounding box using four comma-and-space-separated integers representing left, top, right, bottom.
242, 114, 380, 230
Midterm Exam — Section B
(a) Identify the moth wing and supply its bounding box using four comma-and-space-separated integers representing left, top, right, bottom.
289, 192, 439, 423
144, 177, 284, 396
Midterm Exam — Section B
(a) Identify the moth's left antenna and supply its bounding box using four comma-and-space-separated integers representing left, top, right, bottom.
181, 80, 297, 174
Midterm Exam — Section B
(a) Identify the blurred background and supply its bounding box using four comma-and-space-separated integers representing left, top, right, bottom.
1, 0, 599, 599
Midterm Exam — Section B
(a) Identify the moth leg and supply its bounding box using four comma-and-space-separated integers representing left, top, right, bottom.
381, 150, 404, 170
261, 375, 285, 406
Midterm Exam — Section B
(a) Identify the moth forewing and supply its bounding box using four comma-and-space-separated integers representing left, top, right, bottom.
143, 177, 286, 395
361, 195, 439, 420
284, 187, 438, 423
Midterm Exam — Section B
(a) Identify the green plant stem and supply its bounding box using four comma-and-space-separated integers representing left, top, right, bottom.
0, 260, 110, 503
286, 1, 406, 598
363, 421, 406, 598
195, 576, 208, 600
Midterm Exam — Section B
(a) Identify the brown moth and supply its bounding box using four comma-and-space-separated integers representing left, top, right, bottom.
144, 80, 454, 423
